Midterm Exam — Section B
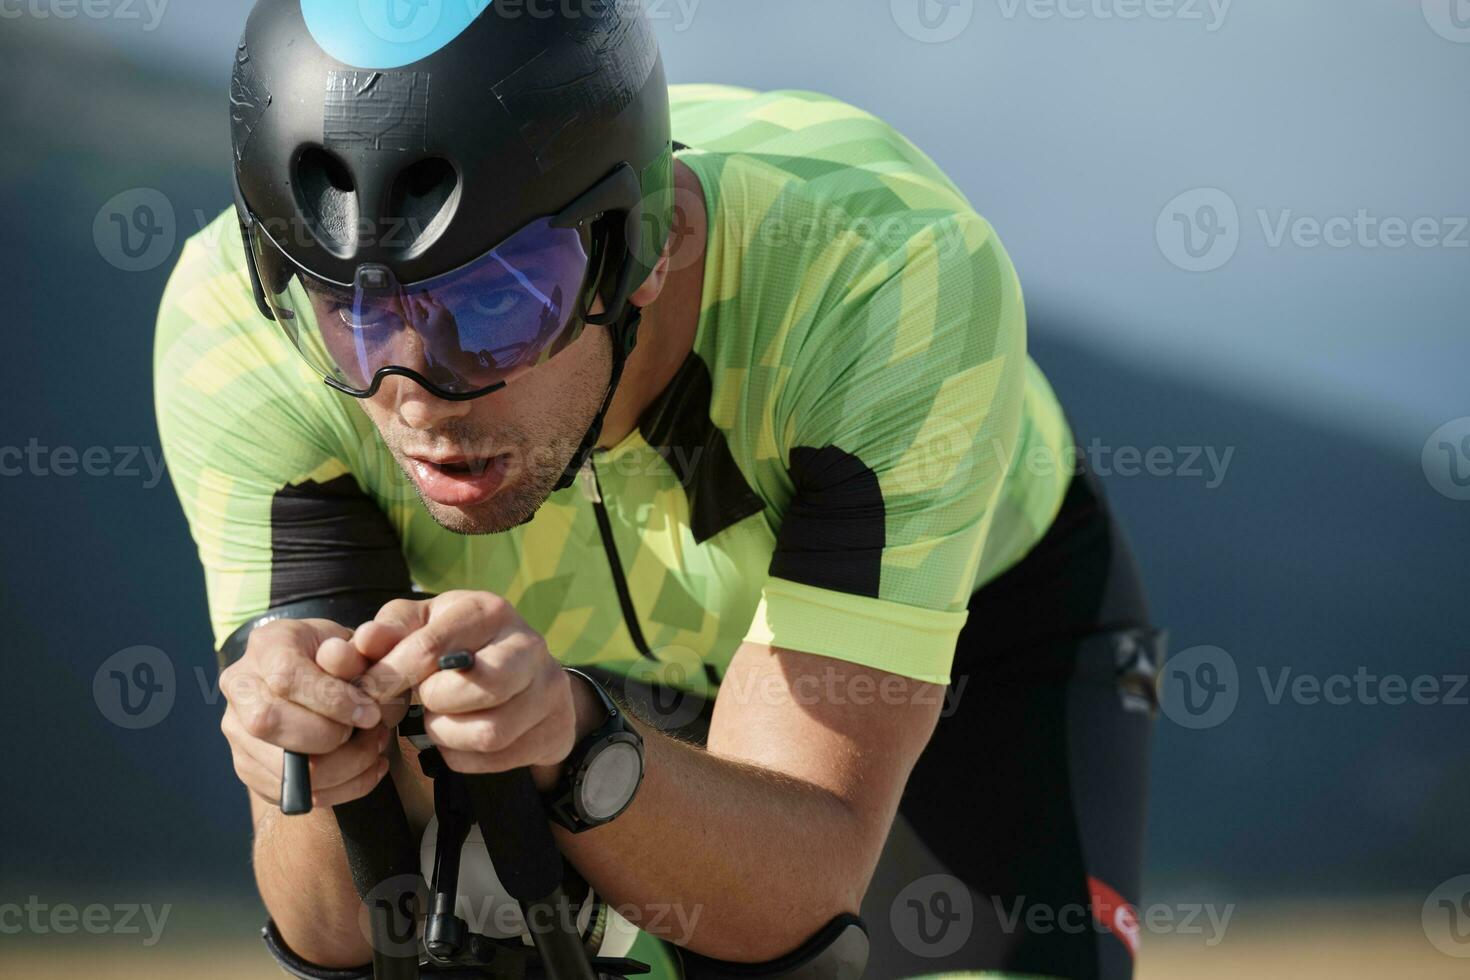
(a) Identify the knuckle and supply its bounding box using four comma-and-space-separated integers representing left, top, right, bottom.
469, 720, 503, 754
380, 598, 417, 622
417, 682, 447, 714
254, 619, 301, 647
264, 669, 293, 699
475, 592, 509, 618
241, 700, 277, 740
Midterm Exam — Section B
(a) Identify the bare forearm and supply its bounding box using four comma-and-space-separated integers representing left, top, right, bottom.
250, 793, 372, 968
554, 726, 879, 962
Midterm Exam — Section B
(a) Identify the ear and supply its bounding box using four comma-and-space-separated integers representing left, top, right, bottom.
628, 245, 673, 308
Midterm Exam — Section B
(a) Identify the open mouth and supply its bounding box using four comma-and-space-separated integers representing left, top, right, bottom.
405, 452, 513, 507
428, 458, 492, 475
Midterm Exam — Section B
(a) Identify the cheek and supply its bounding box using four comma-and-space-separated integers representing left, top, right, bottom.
506, 327, 608, 411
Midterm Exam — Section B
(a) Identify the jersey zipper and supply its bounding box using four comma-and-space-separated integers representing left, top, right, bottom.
581, 455, 656, 660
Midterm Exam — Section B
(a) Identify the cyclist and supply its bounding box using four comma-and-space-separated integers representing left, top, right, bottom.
156, 2, 1162, 977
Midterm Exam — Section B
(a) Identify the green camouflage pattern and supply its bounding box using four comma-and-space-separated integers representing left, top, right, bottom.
156, 86, 1073, 691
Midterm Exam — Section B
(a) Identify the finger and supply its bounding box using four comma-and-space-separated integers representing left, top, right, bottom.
434, 710, 575, 775
242, 622, 381, 729
230, 692, 355, 755
310, 757, 390, 809
422, 680, 554, 757
375, 598, 433, 635
316, 636, 371, 682
236, 722, 391, 793
352, 619, 415, 663
416, 632, 545, 716
362, 593, 512, 702
232, 748, 285, 805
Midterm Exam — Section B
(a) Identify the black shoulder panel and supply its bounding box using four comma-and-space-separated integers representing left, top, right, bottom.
638, 353, 765, 544
770, 446, 885, 598
269, 473, 413, 607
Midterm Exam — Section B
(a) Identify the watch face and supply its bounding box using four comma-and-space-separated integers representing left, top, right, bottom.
581, 741, 643, 821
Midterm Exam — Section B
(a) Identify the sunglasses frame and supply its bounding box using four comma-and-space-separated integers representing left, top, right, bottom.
234, 162, 649, 401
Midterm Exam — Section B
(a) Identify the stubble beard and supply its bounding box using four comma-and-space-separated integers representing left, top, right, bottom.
408, 431, 583, 535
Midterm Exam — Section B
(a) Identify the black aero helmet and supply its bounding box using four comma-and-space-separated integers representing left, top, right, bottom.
230, 0, 674, 483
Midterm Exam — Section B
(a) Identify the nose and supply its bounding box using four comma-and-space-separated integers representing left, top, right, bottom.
383, 375, 475, 430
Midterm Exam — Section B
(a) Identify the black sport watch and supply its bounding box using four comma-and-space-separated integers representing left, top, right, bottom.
544, 669, 645, 833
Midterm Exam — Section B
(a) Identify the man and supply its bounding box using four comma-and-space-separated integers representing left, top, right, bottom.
156, 2, 1161, 977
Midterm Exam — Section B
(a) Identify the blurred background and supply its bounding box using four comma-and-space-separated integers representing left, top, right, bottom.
2, 1, 1467, 977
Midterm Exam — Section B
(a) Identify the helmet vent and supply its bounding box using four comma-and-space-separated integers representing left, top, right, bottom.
389, 158, 459, 256
294, 147, 358, 253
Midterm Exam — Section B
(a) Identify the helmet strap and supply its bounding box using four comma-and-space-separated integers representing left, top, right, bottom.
553, 305, 642, 492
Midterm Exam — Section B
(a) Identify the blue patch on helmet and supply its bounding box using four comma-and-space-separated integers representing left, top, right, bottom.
301, 0, 493, 70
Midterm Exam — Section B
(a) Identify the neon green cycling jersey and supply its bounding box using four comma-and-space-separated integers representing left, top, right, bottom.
156, 85, 1073, 692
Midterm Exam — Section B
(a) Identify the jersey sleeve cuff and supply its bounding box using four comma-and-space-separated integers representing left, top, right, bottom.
743, 577, 965, 685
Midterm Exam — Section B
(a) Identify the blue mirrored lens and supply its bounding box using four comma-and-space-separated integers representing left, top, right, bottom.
252, 217, 591, 396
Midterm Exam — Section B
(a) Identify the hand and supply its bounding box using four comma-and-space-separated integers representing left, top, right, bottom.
219, 619, 393, 808
353, 592, 600, 783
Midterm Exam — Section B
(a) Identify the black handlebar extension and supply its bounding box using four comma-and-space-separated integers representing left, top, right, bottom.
333, 778, 424, 980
